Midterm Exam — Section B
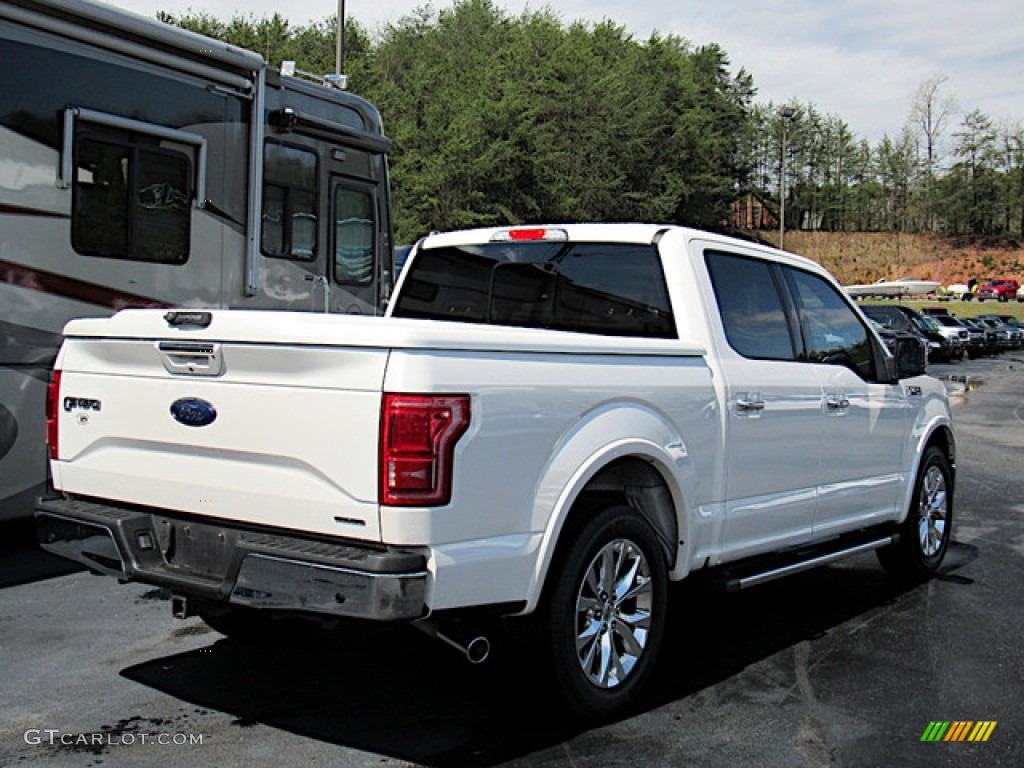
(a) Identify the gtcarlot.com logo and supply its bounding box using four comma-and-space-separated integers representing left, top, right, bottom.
921, 721, 997, 743
24, 729, 204, 747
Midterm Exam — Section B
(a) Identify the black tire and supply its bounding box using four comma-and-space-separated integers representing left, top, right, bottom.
542, 505, 669, 719
877, 446, 953, 581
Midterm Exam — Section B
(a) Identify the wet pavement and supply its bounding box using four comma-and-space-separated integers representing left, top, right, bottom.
1, 355, 1022, 767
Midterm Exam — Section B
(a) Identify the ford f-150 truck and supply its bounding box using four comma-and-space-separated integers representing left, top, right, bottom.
37, 224, 955, 718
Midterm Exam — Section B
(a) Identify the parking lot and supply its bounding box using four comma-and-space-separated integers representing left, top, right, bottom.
2, 352, 1022, 768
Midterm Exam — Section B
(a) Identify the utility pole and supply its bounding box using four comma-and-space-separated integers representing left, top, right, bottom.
335, 0, 346, 76
778, 106, 800, 251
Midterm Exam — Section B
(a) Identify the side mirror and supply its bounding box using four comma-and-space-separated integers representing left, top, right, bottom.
892, 335, 928, 380
873, 332, 927, 383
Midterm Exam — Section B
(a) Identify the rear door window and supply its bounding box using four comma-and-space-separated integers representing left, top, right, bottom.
706, 250, 797, 360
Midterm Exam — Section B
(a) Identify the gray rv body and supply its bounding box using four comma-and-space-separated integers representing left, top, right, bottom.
0, 0, 394, 519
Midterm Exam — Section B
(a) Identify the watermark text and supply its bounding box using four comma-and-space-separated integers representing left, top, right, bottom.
25, 729, 204, 747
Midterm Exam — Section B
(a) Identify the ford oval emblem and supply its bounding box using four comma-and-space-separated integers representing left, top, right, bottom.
170, 398, 217, 427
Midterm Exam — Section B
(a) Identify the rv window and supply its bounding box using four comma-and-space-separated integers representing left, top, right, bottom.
333, 186, 374, 285
72, 136, 191, 264
262, 142, 318, 261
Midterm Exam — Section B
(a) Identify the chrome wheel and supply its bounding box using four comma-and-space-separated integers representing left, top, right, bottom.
917, 464, 949, 557
877, 445, 954, 581
545, 506, 668, 718
575, 538, 653, 689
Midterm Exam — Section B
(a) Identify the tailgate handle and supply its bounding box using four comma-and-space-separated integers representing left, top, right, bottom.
158, 341, 223, 377
164, 311, 212, 328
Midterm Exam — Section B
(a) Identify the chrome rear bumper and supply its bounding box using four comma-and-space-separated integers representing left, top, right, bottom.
36, 497, 427, 621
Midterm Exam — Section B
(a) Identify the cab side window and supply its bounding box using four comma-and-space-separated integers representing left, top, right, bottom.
785, 267, 876, 381
706, 251, 796, 361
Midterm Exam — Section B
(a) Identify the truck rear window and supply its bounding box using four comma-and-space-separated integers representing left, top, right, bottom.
392, 242, 676, 339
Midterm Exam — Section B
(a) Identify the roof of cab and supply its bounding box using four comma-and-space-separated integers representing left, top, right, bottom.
419, 223, 827, 276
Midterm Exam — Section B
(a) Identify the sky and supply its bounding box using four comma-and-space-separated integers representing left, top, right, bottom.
104, 0, 1023, 144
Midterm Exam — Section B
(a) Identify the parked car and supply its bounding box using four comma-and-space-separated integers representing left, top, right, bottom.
975, 316, 1023, 349
1017, 284, 1024, 302
978, 313, 1024, 330
995, 315, 1024, 332
970, 318, 1012, 349
960, 318, 1002, 355
976, 279, 1020, 303
860, 305, 961, 362
929, 314, 984, 359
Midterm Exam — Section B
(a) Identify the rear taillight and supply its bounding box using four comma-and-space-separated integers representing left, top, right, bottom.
46, 371, 62, 460
380, 394, 470, 506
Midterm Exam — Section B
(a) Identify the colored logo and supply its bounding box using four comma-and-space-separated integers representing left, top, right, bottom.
170, 398, 217, 427
921, 721, 997, 742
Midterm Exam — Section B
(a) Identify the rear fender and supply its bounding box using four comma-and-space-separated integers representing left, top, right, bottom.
522, 402, 706, 613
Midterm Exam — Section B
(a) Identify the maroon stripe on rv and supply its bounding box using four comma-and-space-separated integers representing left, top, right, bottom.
0, 203, 70, 219
0, 259, 170, 310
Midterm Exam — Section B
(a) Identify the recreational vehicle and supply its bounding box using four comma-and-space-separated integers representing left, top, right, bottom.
0, 0, 394, 520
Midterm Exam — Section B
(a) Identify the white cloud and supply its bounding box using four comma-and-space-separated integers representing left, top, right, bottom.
102, 0, 1024, 141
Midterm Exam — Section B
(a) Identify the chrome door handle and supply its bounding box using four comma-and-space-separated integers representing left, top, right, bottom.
737, 396, 766, 412
826, 395, 850, 410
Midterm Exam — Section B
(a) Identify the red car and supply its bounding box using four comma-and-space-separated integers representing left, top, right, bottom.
976, 279, 1020, 302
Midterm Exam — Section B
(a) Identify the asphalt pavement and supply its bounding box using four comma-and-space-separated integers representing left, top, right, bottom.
1, 353, 1022, 768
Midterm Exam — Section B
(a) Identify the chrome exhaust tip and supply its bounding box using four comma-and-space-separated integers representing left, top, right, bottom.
416, 620, 492, 664
436, 631, 491, 665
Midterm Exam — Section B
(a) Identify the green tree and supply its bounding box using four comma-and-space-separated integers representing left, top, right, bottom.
942, 110, 999, 234
157, 4, 1024, 241
875, 129, 918, 232
994, 121, 1024, 235
360, 1, 755, 240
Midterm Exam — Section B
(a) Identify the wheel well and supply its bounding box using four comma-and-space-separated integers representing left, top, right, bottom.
924, 427, 956, 501
925, 426, 955, 471
560, 457, 679, 568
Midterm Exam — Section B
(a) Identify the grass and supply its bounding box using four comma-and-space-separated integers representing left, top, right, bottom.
856, 298, 1024, 321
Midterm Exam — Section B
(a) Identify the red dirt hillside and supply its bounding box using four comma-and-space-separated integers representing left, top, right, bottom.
767, 232, 1024, 288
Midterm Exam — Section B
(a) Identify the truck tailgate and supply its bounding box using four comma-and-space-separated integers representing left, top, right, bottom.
51, 333, 387, 541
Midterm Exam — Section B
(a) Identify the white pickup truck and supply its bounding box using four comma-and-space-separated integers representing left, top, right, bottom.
38, 224, 955, 718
